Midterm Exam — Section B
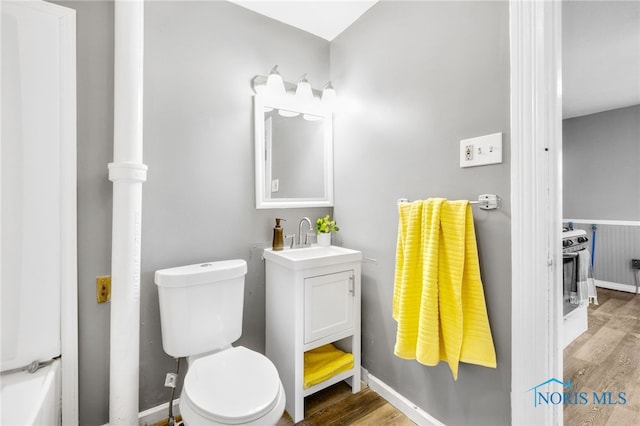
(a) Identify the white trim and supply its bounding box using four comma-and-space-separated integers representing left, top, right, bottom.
253, 92, 334, 209
596, 279, 640, 295
363, 369, 444, 426
360, 366, 370, 386
58, 4, 79, 424
510, 0, 563, 425
563, 219, 640, 227
99, 399, 182, 426
138, 399, 181, 426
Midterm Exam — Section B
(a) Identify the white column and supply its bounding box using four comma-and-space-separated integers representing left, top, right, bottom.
109, 0, 146, 424
510, 0, 563, 425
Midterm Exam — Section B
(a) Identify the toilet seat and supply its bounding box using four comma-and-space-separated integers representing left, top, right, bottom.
183, 346, 282, 424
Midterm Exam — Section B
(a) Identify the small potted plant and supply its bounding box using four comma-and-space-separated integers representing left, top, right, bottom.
316, 215, 339, 247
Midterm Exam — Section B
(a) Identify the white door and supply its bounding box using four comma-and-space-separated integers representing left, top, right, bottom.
304, 270, 355, 344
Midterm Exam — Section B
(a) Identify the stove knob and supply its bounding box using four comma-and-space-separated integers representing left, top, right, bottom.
577, 236, 588, 243
563, 240, 571, 247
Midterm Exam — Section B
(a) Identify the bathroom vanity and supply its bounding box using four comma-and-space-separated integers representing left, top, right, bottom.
263, 246, 362, 422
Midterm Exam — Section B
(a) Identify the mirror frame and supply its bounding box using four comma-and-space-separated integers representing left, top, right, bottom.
254, 92, 334, 209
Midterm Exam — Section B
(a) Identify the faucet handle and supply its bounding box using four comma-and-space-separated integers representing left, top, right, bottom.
284, 234, 296, 249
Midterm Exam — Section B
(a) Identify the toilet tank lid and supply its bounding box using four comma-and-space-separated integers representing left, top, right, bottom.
154, 259, 247, 288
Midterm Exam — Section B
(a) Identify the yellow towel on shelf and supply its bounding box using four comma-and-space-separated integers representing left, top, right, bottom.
393, 199, 496, 380
303, 344, 354, 389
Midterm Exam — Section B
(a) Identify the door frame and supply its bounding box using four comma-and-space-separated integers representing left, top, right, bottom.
509, 0, 563, 424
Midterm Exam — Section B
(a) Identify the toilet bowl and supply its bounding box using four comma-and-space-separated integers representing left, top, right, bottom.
180, 347, 285, 425
154, 260, 286, 426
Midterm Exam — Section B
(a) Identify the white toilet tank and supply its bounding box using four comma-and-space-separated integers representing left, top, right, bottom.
154, 259, 247, 358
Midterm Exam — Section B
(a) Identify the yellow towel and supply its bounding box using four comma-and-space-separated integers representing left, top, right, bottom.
393, 199, 496, 380
303, 344, 354, 389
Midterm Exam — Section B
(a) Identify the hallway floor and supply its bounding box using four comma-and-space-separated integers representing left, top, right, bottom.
564, 287, 640, 425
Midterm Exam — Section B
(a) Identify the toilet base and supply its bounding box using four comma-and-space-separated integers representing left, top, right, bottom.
179, 381, 286, 426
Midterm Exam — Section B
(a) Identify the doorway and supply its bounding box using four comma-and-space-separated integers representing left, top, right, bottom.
561, 1, 640, 425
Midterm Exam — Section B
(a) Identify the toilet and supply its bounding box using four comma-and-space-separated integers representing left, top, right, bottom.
154, 259, 286, 425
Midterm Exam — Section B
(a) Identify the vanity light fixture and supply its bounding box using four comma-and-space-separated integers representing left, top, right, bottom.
252, 66, 337, 114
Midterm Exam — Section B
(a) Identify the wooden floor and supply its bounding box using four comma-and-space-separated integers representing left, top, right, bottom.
277, 382, 416, 426
564, 288, 640, 425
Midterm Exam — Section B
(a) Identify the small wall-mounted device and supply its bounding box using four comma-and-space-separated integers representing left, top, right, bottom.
96, 275, 111, 303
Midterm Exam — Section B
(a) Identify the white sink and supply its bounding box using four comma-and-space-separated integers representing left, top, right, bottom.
263, 245, 362, 270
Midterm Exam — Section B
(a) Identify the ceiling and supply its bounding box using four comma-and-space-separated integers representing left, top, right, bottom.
563, 0, 640, 118
230, 0, 640, 119
228, 0, 379, 41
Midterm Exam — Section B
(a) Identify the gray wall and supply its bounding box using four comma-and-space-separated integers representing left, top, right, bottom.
56, 1, 331, 424
563, 105, 640, 288
142, 0, 330, 413
331, 1, 512, 425
53, 1, 513, 424
563, 105, 640, 221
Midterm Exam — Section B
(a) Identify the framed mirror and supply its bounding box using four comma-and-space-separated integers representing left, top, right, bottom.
254, 92, 334, 209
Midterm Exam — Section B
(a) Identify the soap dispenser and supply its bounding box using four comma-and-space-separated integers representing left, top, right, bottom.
272, 218, 285, 251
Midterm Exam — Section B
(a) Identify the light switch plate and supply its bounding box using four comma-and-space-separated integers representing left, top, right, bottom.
460, 132, 502, 168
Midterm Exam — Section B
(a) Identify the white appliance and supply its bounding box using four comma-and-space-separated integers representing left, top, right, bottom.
562, 229, 590, 348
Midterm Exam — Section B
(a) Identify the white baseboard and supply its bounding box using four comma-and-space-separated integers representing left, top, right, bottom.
596, 279, 639, 294
360, 366, 370, 386
362, 368, 444, 426
138, 399, 180, 426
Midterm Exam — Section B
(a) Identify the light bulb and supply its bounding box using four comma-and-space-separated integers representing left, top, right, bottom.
266, 65, 285, 95
321, 82, 336, 110
295, 74, 314, 103
278, 109, 300, 118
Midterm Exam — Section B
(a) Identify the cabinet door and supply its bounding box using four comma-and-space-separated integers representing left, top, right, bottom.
304, 270, 354, 344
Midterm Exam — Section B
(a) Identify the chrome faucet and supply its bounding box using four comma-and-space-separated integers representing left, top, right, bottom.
298, 217, 313, 247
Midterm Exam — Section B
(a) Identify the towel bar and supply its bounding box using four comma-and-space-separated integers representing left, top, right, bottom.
397, 194, 500, 210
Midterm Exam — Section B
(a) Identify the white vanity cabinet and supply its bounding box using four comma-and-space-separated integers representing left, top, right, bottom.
263, 246, 362, 423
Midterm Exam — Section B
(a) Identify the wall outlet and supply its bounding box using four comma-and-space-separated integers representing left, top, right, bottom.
459, 132, 503, 168
165, 372, 178, 388
465, 144, 473, 161
96, 275, 111, 303
632, 259, 640, 270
